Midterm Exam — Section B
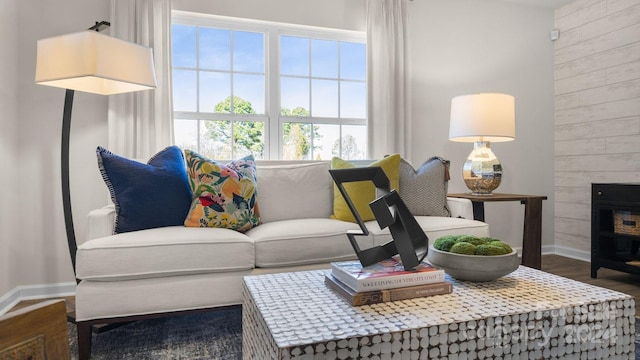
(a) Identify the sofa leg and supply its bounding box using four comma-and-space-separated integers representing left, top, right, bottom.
77, 321, 92, 360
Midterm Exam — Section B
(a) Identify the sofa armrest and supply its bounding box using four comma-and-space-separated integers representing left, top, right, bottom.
85, 205, 116, 244
447, 197, 474, 220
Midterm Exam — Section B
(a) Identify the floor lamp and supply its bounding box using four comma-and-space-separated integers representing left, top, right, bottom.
34, 22, 157, 276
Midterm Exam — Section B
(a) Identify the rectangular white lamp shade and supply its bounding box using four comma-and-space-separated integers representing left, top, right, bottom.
449, 93, 515, 143
35, 30, 156, 95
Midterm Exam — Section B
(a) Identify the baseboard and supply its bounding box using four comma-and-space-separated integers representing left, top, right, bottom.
513, 244, 589, 263
551, 245, 591, 263
541, 244, 556, 256
0, 282, 76, 316
497, 244, 586, 264
513, 244, 555, 258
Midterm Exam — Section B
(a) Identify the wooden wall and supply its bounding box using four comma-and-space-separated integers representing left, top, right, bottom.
554, 0, 640, 257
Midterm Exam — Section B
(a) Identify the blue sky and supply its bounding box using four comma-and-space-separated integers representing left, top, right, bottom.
172, 25, 365, 118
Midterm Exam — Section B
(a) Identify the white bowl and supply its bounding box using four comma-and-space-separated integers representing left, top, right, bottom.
427, 245, 520, 282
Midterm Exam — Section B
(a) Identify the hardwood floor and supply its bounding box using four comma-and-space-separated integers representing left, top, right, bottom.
542, 254, 640, 317
7, 255, 640, 318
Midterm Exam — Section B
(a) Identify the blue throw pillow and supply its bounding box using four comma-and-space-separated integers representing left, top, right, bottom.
97, 146, 193, 234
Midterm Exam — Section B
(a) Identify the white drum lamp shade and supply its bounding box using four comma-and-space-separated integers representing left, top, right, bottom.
449, 93, 515, 195
35, 30, 156, 94
449, 93, 515, 143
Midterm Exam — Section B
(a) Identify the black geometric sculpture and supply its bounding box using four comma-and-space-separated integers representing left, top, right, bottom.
329, 166, 429, 271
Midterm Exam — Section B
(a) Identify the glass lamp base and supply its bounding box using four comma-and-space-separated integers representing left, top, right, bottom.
462, 141, 502, 195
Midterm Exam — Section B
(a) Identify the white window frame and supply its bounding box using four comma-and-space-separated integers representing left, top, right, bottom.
172, 11, 367, 160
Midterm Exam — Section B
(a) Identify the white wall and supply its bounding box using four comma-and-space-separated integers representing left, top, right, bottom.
409, 0, 556, 251
12, 0, 109, 290
0, 0, 19, 297
554, 0, 640, 256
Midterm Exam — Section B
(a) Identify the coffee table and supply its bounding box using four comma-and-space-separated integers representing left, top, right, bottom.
242, 267, 635, 359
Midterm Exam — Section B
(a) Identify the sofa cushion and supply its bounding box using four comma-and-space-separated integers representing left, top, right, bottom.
398, 157, 451, 217
75, 271, 248, 321
365, 216, 490, 247
183, 151, 260, 232
76, 226, 255, 281
256, 162, 332, 223
247, 218, 363, 267
331, 154, 401, 222
96, 146, 192, 234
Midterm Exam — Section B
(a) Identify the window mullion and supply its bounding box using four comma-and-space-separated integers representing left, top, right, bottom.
278, 116, 364, 126
268, 29, 280, 160
229, 30, 235, 159
337, 41, 342, 159
308, 39, 313, 119
338, 41, 341, 121
197, 119, 201, 154
196, 27, 200, 115
196, 27, 201, 153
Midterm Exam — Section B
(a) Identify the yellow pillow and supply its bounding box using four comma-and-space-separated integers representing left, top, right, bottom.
331, 154, 401, 222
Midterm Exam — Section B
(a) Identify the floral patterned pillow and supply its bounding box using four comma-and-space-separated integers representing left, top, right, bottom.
183, 150, 260, 232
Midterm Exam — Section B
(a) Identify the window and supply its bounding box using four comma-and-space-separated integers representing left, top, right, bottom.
172, 13, 367, 160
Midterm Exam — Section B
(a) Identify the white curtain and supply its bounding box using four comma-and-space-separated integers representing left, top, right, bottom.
108, 0, 173, 159
367, 0, 412, 161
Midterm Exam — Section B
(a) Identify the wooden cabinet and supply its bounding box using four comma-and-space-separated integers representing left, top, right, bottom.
591, 183, 640, 278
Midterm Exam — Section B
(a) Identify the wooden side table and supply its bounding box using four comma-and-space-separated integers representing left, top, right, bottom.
447, 193, 547, 269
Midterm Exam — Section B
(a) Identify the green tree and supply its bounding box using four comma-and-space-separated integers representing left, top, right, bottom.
283, 123, 311, 159
215, 96, 256, 115
281, 107, 310, 117
281, 107, 323, 160
203, 96, 264, 159
202, 100, 327, 160
332, 133, 363, 160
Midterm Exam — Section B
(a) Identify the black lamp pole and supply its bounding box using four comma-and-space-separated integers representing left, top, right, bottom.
61, 88, 78, 275
60, 22, 110, 277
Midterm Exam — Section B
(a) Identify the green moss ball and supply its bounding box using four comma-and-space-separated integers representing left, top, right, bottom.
489, 241, 513, 254
482, 237, 501, 243
449, 242, 477, 255
435, 235, 513, 256
455, 235, 487, 246
433, 235, 458, 252
474, 244, 510, 256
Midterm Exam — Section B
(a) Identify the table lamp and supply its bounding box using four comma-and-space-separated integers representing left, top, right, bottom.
35, 21, 157, 275
449, 93, 515, 195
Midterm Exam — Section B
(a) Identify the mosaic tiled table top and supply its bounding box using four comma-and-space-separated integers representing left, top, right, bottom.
242, 266, 635, 358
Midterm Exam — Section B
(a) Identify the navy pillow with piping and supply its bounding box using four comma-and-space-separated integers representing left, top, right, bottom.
96, 146, 192, 234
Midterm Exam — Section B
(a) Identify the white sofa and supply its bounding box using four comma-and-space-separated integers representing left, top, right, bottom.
74, 161, 489, 359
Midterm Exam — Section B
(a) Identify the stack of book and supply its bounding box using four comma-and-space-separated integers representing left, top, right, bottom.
325, 257, 452, 306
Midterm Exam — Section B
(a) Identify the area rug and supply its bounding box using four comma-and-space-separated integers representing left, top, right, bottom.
68, 307, 242, 360
68, 311, 638, 359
